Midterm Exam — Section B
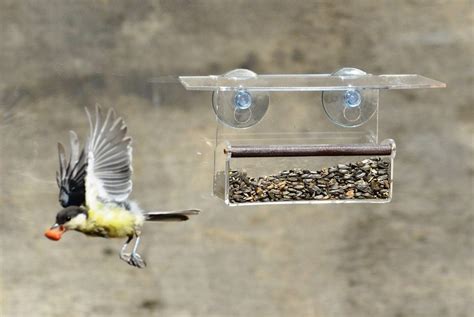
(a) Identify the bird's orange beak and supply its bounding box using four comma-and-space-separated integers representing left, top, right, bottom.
44, 224, 65, 241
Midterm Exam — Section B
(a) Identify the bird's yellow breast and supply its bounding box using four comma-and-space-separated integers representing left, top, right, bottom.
81, 204, 144, 238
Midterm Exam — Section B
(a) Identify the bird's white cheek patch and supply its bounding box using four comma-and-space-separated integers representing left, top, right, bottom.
66, 213, 87, 229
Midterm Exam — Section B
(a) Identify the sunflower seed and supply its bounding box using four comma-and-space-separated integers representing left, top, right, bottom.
227, 157, 391, 203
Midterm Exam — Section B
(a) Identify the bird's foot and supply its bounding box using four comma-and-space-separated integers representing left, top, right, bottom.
120, 252, 131, 262
120, 252, 146, 268
129, 252, 146, 268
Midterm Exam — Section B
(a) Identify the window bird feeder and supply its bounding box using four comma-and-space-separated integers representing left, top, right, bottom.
180, 68, 445, 206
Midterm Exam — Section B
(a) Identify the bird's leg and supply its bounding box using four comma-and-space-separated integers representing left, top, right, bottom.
127, 235, 146, 268
119, 236, 133, 262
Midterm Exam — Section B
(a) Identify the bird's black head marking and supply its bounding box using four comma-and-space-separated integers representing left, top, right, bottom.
56, 206, 88, 225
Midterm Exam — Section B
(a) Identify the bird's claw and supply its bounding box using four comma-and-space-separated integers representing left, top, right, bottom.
120, 252, 131, 262
120, 252, 146, 268
128, 253, 146, 268
119, 236, 146, 268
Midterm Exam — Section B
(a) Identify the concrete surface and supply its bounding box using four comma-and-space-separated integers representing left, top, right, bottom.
0, 1, 473, 316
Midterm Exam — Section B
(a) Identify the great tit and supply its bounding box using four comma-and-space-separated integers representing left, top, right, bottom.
45, 105, 199, 268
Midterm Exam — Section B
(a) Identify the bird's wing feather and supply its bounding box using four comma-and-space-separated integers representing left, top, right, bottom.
57, 131, 87, 207
85, 105, 132, 208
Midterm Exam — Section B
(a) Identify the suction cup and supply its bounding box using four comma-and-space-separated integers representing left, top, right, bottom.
322, 68, 378, 128
212, 69, 269, 128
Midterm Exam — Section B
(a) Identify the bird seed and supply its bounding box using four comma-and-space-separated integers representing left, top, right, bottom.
228, 157, 391, 204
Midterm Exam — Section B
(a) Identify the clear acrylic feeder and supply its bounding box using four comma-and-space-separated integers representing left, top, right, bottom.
180, 68, 445, 206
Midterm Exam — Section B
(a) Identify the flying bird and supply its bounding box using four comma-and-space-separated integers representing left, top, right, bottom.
45, 105, 199, 268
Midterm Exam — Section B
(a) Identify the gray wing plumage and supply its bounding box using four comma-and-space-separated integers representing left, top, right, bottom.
85, 105, 133, 206
57, 131, 87, 207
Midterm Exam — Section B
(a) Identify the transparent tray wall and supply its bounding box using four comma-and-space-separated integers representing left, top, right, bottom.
212, 89, 394, 206
215, 142, 396, 206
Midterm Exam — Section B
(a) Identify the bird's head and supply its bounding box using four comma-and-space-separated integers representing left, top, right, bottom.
44, 206, 88, 241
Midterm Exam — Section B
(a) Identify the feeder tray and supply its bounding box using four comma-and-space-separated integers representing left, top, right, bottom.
180, 68, 445, 206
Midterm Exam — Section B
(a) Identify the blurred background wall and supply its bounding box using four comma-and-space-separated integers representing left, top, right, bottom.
0, 1, 472, 316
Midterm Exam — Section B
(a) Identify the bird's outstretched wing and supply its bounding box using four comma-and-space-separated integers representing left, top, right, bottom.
85, 105, 133, 209
57, 131, 87, 207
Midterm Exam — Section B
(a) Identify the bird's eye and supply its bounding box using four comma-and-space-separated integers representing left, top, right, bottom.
66, 216, 71, 221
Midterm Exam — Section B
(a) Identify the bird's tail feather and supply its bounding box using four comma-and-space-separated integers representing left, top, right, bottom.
145, 209, 200, 222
